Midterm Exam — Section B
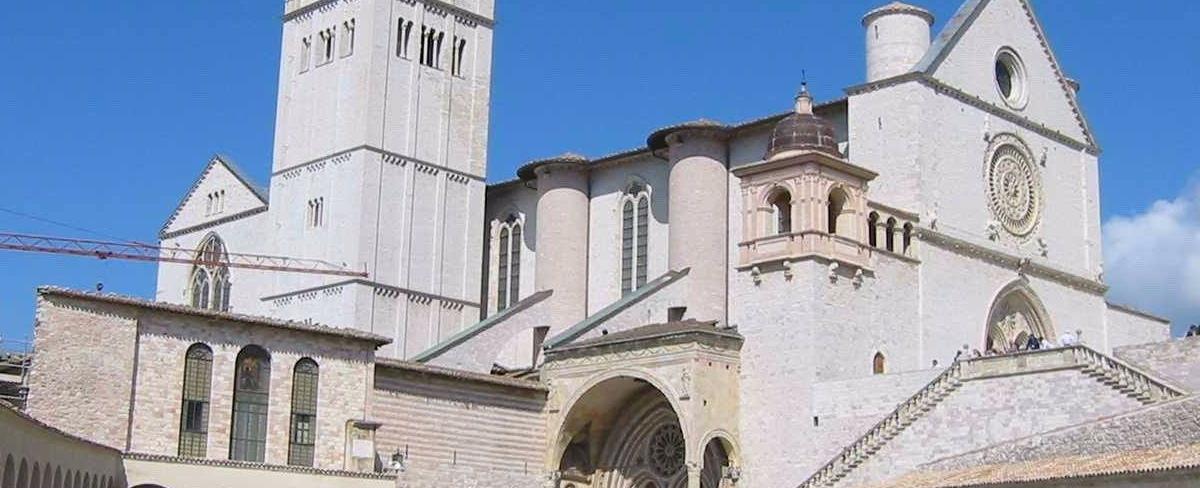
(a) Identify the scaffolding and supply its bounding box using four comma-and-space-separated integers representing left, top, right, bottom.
0, 334, 31, 410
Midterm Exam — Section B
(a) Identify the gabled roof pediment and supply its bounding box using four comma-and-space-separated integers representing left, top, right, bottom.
159, 154, 268, 238
915, 0, 1096, 148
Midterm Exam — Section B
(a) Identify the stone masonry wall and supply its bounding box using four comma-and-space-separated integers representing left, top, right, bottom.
1115, 337, 1200, 392
129, 309, 375, 471
26, 294, 139, 450
811, 368, 941, 470
372, 364, 546, 485
837, 367, 1146, 488
1105, 305, 1171, 353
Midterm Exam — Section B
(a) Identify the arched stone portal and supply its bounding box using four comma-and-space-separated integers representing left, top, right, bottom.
985, 282, 1053, 352
555, 376, 687, 487
543, 321, 743, 488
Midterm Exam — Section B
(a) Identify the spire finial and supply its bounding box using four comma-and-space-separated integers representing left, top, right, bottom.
795, 75, 814, 115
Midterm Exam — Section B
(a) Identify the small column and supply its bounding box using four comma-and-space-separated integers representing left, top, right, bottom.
686, 461, 703, 488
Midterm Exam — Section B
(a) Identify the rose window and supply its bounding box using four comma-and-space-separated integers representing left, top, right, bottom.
985, 137, 1042, 237
648, 424, 685, 478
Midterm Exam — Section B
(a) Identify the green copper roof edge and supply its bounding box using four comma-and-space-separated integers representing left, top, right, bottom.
542, 268, 690, 350
412, 289, 552, 363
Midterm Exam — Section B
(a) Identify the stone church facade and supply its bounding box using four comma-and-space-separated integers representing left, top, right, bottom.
9, 0, 1200, 488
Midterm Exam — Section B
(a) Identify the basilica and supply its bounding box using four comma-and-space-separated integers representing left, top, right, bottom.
5, 0, 1199, 487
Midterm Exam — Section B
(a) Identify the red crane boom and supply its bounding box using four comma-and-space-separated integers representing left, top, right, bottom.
0, 232, 367, 277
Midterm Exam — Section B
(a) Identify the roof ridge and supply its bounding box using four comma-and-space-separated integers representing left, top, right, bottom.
158, 154, 269, 239
38, 286, 390, 346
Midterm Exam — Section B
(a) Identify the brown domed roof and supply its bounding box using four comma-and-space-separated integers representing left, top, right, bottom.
765, 86, 841, 160
516, 152, 589, 181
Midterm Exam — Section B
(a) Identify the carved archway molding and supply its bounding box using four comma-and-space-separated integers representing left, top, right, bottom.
549, 367, 687, 465
983, 279, 1055, 351
542, 324, 743, 488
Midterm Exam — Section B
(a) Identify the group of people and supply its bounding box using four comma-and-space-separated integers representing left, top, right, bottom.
1186, 324, 1200, 337
954, 329, 1082, 361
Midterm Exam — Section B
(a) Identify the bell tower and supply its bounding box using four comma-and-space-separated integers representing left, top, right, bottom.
265, 0, 496, 358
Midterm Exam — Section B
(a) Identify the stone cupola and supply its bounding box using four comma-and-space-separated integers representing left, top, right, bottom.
765, 85, 842, 160
734, 87, 878, 272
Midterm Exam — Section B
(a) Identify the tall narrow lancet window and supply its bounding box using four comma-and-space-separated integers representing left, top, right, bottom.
179, 344, 213, 458
497, 225, 510, 311
868, 212, 880, 248
190, 269, 211, 310
494, 216, 522, 312
288, 359, 319, 467
886, 218, 897, 252
510, 224, 522, 305
903, 223, 914, 255
300, 36, 312, 72
769, 190, 792, 235
621, 183, 651, 296
342, 19, 355, 57
873, 352, 886, 375
189, 234, 231, 311
230, 346, 271, 463
396, 19, 414, 58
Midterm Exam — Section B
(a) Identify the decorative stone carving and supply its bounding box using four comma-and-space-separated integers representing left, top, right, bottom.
648, 424, 686, 477
782, 260, 794, 280
985, 134, 1043, 238
543, 470, 562, 488
1036, 237, 1049, 257
828, 262, 840, 282
751, 266, 762, 285
985, 220, 1001, 241
681, 369, 691, 400
546, 379, 564, 413
853, 269, 865, 288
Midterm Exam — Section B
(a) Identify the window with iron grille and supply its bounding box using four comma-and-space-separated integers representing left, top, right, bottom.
178, 344, 213, 458
230, 345, 271, 463
288, 358, 319, 466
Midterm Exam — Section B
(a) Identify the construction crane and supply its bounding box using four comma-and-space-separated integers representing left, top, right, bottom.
0, 232, 367, 277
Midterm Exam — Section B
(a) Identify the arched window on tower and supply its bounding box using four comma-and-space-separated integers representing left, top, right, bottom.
288, 358, 319, 467
768, 189, 792, 235
886, 218, 897, 252
828, 188, 849, 236
903, 223, 914, 255
230, 345, 271, 463
621, 183, 650, 295
873, 352, 886, 375
867, 212, 880, 247
189, 234, 231, 312
495, 216, 522, 312
179, 343, 213, 458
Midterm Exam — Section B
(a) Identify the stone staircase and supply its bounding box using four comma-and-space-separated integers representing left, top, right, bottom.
796, 346, 1186, 488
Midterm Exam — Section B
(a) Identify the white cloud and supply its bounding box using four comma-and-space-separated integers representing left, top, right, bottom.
1103, 178, 1200, 336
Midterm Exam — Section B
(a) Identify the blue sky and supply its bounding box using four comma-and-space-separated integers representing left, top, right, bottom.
0, 0, 1197, 342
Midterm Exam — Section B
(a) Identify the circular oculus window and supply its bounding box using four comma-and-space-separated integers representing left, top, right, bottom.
985, 135, 1042, 237
994, 49, 1028, 109
648, 424, 685, 478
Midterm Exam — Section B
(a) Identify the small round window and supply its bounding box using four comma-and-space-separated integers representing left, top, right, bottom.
995, 48, 1027, 109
